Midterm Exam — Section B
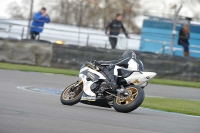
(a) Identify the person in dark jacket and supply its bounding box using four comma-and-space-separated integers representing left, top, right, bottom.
105, 13, 129, 49
30, 7, 50, 40
178, 24, 190, 57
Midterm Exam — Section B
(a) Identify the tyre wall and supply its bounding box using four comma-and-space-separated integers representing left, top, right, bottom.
0, 39, 200, 81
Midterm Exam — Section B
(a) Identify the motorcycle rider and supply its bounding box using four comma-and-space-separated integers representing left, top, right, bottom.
94, 50, 139, 95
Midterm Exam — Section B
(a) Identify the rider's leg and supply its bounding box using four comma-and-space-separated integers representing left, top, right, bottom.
108, 66, 128, 96
108, 65, 118, 89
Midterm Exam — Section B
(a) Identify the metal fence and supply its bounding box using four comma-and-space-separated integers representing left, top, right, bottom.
1, 0, 200, 57
0, 19, 141, 50
8, 0, 142, 34
1, 18, 200, 56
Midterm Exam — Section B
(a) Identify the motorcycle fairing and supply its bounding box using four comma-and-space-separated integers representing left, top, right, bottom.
124, 72, 157, 86
79, 67, 106, 97
79, 73, 96, 97
80, 94, 111, 108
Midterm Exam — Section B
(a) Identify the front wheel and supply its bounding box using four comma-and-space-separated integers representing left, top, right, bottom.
113, 85, 145, 113
60, 82, 83, 105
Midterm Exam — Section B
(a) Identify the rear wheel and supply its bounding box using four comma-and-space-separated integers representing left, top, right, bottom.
113, 85, 144, 113
60, 83, 83, 105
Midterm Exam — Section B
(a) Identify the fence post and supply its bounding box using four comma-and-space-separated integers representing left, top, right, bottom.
126, 38, 128, 50
27, 0, 34, 39
77, 0, 83, 46
21, 27, 25, 39
86, 34, 89, 46
162, 43, 166, 54
169, 4, 182, 55
105, 41, 107, 49
8, 24, 12, 32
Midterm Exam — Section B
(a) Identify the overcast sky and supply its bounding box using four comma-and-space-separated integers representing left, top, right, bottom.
0, 0, 198, 21
0, 1, 11, 17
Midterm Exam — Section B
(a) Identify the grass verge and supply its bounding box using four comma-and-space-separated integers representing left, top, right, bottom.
142, 97, 200, 116
0, 62, 78, 76
0, 62, 199, 116
0, 62, 200, 88
149, 78, 200, 88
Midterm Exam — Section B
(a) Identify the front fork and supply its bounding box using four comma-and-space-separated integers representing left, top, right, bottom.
69, 80, 83, 92
76, 80, 83, 87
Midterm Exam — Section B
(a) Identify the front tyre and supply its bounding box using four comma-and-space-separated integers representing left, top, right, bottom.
113, 85, 144, 113
60, 83, 83, 105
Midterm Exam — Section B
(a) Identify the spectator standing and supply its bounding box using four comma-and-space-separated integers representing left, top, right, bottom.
105, 13, 129, 49
30, 7, 50, 40
178, 24, 190, 57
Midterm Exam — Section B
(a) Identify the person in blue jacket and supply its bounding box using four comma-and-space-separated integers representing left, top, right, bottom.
30, 7, 50, 40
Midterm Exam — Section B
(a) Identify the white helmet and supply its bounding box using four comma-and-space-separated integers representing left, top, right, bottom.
122, 50, 136, 59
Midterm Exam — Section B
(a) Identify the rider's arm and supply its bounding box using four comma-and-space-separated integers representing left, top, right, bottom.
97, 57, 130, 67
115, 58, 130, 68
97, 60, 118, 65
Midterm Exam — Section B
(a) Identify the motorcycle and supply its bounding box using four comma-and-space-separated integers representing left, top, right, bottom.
60, 59, 156, 113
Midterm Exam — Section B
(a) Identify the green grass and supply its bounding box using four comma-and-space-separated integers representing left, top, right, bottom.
0, 62, 200, 88
0, 62, 78, 76
142, 97, 200, 116
0, 62, 199, 116
149, 78, 200, 88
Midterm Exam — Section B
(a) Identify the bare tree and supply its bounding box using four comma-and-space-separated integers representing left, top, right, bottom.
7, 1, 24, 19
187, 0, 200, 21
6, 0, 141, 33
48, 0, 140, 33
7, 0, 31, 19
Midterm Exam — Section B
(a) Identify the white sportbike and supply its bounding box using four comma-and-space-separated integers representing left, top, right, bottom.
60, 59, 156, 113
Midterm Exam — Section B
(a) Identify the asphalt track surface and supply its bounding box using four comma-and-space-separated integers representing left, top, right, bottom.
0, 69, 200, 133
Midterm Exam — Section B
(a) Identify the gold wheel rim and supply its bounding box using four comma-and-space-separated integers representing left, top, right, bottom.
62, 84, 83, 100
116, 87, 138, 105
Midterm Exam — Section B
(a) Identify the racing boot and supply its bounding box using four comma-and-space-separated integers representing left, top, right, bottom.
116, 86, 129, 96
108, 76, 128, 96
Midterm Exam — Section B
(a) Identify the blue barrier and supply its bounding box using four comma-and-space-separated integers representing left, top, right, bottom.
140, 18, 200, 58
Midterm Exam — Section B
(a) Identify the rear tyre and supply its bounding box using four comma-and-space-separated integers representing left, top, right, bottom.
113, 85, 144, 113
60, 83, 83, 105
